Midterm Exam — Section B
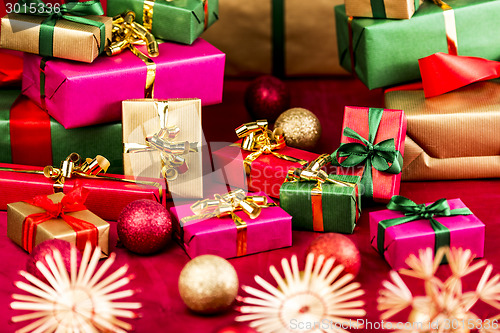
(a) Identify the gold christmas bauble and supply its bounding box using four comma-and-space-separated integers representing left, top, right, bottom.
178, 255, 239, 314
275, 107, 322, 150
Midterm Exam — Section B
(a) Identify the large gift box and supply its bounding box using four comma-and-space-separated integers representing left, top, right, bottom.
385, 81, 500, 181
345, 0, 424, 19
170, 190, 292, 259
335, 0, 500, 89
0, 91, 123, 174
369, 196, 485, 270
107, 0, 219, 45
7, 190, 109, 256
331, 106, 406, 203
122, 99, 203, 199
22, 39, 225, 129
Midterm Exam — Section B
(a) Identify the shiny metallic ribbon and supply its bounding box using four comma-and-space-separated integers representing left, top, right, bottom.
180, 189, 276, 256
284, 154, 357, 232
431, 0, 458, 55
123, 101, 198, 181
142, 0, 210, 32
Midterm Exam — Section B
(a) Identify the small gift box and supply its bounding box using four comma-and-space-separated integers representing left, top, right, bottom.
212, 120, 319, 198
0, 2, 112, 63
345, 0, 424, 19
122, 99, 203, 199
7, 188, 109, 256
331, 106, 407, 203
107, 0, 219, 45
369, 196, 485, 270
170, 189, 292, 259
280, 155, 361, 233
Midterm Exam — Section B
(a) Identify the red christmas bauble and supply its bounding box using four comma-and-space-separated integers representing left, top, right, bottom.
117, 199, 172, 254
306, 234, 361, 277
244, 75, 290, 122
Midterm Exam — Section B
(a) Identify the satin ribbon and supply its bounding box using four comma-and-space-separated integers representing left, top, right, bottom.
376, 196, 472, 257
142, 0, 210, 33
16, 0, 106, 57
431, 0, 457, 56
331, 108, 403, 199
21, 186, 98, 253
180, 189, 276, 257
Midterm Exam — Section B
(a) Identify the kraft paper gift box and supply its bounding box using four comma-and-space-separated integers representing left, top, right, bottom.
107, 0, 219, 45
369, 196, 485, 270
170, 191, 292, 259
385, 81, 500, 181
335, 0, 500, 89
22, 39, 225, 129
331, 106, 407, 203
122, 99, 203, 199
7, 191, 109, 256
345, 0, 424, 19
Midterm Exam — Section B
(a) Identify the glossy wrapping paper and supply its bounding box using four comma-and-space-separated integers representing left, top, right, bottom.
22, 39, 225, 129
0, 164, 166, 221
0, 49, 22, 87
385, 81, 500, 180
170, 193, 292, 259
335, 0, 500, 89
345, 0, 424, 19
212, 142, 319, 198
369, 198, 485, 270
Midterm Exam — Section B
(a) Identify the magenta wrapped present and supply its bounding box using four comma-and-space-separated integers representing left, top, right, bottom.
170, 190, 292, 259
370, 196, 485, 270
22, 39, 225, 129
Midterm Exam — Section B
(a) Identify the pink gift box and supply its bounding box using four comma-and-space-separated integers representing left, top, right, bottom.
22, 39, 225, 129
170, 193, 292, 259
369, 198, 485, 270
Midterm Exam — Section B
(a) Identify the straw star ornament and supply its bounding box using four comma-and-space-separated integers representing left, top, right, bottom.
11, 242, 141, 333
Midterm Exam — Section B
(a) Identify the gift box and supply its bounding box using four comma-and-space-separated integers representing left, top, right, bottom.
369, 196, 485, 270
345, 0, 424, 19
331, 106, 406, 203
385, 81, 500, 181
335, 0, 500, 89
1, 8, 112, 63
107, 0, 219, 45
170, 190, 292, 259
7, 190, 109, 256
22, 39, 225, 129
122, 99, 203, 199
0, 49, 22, 87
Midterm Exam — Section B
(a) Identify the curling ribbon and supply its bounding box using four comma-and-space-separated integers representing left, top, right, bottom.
180, 189, 276, 257
21, 185, 98, 253
143, 0, 210, 31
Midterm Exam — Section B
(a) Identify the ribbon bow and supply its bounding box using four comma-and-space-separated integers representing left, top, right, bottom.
376, 196, 472, 257
22, 186, 98, 253
17, 0, 106, 57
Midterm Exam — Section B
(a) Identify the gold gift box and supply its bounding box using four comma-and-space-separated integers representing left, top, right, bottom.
0, 13, 112, 63
385, 81, 500, 180
7, 192, 109, 257
345, 0, 424, 19
122, 99, 203, 199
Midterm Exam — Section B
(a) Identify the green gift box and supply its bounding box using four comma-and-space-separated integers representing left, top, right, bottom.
0, 90, 123, 174
280, 174, 362, 234
335, 0, 500, 89
107, 0, 219, 45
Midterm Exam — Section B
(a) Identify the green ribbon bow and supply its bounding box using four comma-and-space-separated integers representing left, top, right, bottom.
17, 0, 106, 57
331, 108, 403, 199
377, 196, 472, 257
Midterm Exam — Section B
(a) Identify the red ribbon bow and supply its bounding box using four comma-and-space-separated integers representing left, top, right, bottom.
22, 186, 98, 253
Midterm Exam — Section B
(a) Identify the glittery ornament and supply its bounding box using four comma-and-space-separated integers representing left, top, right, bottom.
306, 233, 361, 277
244, 75, 291, 122
275, 107, 322, 150
178, 255, 239, 314
117, 199, 172, 254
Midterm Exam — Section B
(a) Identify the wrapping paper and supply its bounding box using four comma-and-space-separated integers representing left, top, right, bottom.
22, 39, 225, 129
384, 81, 500, 180
170, 193, 292, 259
335, 0, 500, 89
122, 99, 203, 198
280, 174, 361, 233
212, 142, 319, 198
0, 164, 166, 221
0, 0, 108, 17
7, 192, 109, 256
0, 49, 22, 87
0, 13, 112, 63
369, 198, 485, 270
345, 0, 424, 19
107, 0, 219, 45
